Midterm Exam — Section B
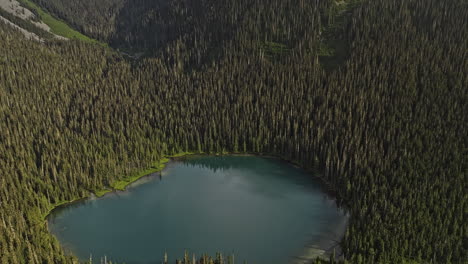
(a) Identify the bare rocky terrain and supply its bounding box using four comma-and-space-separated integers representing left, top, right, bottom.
0, 15, 41, 41
0, 0, 65, 40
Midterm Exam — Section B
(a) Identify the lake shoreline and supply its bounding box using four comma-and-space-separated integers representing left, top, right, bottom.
45, 151, 349, 262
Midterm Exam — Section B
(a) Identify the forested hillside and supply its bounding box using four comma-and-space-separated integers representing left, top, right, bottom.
0, 0, 466, 263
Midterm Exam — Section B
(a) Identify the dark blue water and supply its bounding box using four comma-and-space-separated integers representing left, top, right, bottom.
48, 156, 347, 264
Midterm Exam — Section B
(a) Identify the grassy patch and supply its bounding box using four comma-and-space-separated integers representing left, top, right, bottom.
96, 153, 197, 195
94, 188, 112, 198
40, 197, 84, 221
402, 259, 421, 264
167, 152, 198, 158
110, 159, 170, 191
18, 0, 103, 44
260, 41, 291, 60
318, 42, 336, 57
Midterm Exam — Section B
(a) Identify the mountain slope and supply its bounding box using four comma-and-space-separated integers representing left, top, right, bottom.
0, 0, 467, 263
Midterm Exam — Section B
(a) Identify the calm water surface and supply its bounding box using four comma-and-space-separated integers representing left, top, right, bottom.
48, 156, 347, 264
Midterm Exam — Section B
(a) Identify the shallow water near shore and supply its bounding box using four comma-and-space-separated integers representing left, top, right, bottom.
48, 155, 347, 264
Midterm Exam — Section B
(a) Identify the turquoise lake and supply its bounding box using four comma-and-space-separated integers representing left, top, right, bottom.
48, 156, 347, 264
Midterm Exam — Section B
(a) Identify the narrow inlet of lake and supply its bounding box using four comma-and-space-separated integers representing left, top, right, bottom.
48, 155, 348, 264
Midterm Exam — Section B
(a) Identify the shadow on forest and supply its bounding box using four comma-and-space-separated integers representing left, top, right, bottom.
319, 0, 364, 71
110, 0, 240, 66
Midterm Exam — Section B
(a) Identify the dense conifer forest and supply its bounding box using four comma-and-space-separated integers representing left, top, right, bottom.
0, 0, 467, 263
